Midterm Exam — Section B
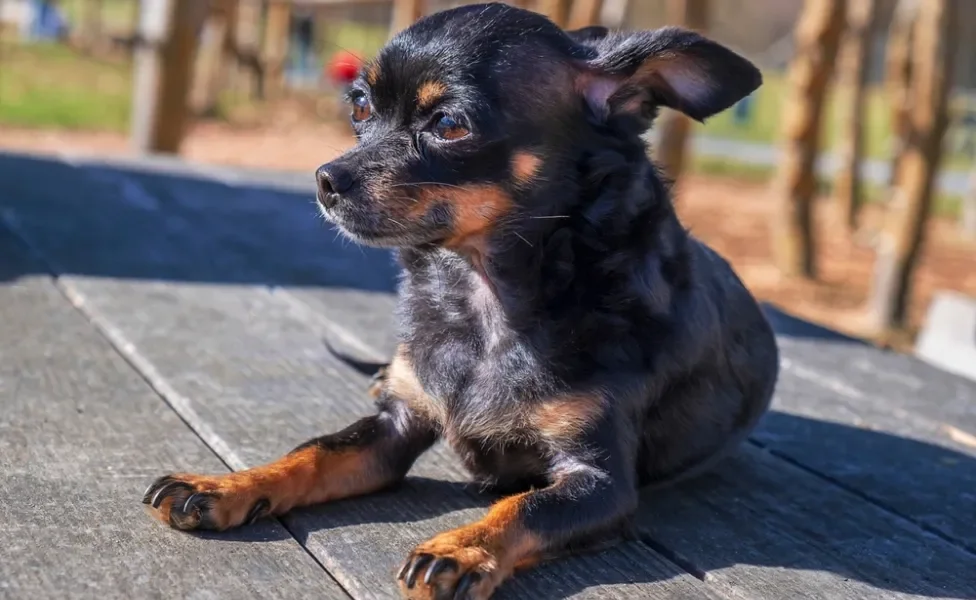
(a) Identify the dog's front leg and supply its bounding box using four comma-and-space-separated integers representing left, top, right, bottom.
143, 397, 438, 531
397, 448, 637, 600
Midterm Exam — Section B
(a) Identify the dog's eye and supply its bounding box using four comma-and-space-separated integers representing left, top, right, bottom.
351, 94, 372, 122
432, 114, 469, 141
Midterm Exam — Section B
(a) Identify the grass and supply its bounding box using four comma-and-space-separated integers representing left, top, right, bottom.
0, 41, 131, 131
701, 73, 973, 172
60, 0, 139, 35
690, 154, 965, 219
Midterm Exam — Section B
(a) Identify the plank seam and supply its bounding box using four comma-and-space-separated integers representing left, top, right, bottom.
0, 208, 357, 600
747, 438, 976, 557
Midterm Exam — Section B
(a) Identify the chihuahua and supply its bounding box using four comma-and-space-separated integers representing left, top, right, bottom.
143, 4, 779, 599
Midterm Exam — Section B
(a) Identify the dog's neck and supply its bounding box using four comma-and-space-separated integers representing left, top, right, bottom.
401, 141, 686, 333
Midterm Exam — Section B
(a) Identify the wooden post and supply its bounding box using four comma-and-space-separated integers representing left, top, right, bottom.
78, 0, 104, 52
261, 0, 291, 100
866, 0, 957, 333
190, 0, 237, 116
963, 166, 976, 237
390, 0, 423, 37
599, 0, 630, 28
833, 0, 879, 235
884, 0, 919, 189
567, 0, 604, 30
654, 0, 709, 183
233, 0, 263, 100
540, 0, 572, 27
130, 0, 209, 154
770, 0, 846, 279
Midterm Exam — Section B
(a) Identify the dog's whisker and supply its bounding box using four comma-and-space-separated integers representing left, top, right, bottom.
512, 231, 533, 248
388, 182, 468, 191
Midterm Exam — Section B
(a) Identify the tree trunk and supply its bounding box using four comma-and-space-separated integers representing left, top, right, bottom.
190, 0, 237, 117
833, 0, 878, 235
233, 0, 264, 100
884, 0, 919, 189
130, 0, 209, 154
78, 0, 104, 53
261, 0, 291, 100
654, 0, 709, 183
866, 0, 956, 334
964, 166, 976, 237
770, 0, 846, 279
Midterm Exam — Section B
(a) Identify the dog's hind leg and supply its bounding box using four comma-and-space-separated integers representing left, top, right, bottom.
143, 397, 437, 531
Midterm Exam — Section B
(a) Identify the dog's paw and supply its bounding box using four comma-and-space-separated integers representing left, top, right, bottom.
142, 473, 271, 531
397, 534, 506, 600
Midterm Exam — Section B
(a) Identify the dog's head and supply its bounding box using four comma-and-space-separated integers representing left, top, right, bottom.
316, 2, 760, 250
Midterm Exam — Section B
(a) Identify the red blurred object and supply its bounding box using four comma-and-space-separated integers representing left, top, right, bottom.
327, 51, 363, 85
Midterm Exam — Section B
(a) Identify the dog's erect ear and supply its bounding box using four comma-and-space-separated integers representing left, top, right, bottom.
578, 26, 761, 124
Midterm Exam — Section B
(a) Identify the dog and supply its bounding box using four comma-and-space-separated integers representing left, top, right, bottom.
143, 4, 779, 599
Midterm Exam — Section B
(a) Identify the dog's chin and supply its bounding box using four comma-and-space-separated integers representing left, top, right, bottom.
321, 206, 440, 249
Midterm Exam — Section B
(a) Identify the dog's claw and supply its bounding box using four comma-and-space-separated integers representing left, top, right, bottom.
151, 480, 192, 508
424, 557, 457, 585
404, 554, 433, 589
142, 476, 175, 504
453, 572, 481, 600
182, 492, 203, 514
396, 559, 411, 581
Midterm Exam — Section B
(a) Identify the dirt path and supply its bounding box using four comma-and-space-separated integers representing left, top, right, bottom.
3, 121, 974, 348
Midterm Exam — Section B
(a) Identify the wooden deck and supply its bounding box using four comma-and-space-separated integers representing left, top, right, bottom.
0, 149, 974, 600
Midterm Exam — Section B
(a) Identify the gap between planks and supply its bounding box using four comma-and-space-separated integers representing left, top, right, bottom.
0, 210, 357, 600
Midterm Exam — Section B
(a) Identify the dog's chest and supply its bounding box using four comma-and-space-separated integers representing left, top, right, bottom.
404, 269, 548, 438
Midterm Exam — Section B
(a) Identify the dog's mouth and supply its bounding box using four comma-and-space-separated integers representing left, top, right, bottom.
318, 192, 447, 249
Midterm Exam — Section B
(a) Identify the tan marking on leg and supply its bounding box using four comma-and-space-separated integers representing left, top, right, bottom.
386, 348, 445, 425
530, 392, 605, 440
400, 492, 544, 599
146, 444, 391, 531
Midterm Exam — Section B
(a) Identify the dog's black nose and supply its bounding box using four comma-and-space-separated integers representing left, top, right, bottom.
316, 164, 354, 208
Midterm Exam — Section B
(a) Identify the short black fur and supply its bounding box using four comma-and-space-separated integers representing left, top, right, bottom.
145, 5, 779, 599
313, 5, 778, 597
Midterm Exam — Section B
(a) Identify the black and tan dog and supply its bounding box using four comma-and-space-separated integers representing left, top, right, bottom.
143, 4, 779, 598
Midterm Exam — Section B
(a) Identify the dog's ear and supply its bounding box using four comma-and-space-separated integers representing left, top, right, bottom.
577, 26, 761, 125
565, 25, 610, 44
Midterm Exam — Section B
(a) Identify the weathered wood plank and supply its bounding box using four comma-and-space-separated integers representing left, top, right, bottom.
636, 445, 976, 599
6, 153, 976, 598
756, 371, 976, 551
0, 228, 347, 599
0, 156, 728, 599
760, 307, 976, 549
767, 308, 976, 432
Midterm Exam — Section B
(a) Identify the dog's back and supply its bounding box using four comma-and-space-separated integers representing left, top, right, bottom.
638, 238, 779, 488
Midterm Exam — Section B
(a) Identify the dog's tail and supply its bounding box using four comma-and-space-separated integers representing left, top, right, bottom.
322, 337, 388, 378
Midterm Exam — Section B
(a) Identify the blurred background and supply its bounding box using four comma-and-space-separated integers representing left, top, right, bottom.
0, 0, 973, 352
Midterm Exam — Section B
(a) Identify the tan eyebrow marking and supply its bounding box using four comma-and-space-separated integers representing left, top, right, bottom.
417, 81, 448, 110
511, 152, 543, 186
